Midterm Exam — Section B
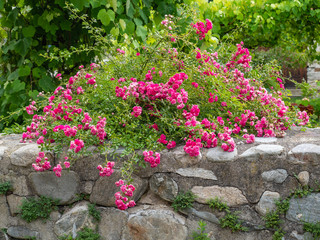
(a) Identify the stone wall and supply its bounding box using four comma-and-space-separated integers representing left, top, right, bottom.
1, 128, 320, 240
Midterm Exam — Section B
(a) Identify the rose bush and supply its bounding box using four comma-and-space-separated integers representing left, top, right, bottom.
21, 13, 308, 210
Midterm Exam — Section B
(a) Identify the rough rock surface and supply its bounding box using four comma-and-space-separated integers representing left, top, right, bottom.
297, 171, 309, 186
54, 202, 95, 236
239, 144, 284, 160
261, 169, 288, 183
192, 185, 248, 206
10, 144, 39, 166
7, 226, 40, 239
176, 168, 217, 180
7, 194, 26, 215
287, 193, 320, 223
90, 170, 147, 207
256, 191, 280, 215
29, 171, 80, 204
149, 173, 178, 202
288, 143, 320, 165
126, 208, 188, 240
99, 207, 128, 240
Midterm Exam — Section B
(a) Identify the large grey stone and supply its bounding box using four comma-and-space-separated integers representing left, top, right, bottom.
29, 171, 80, 204
54, 201, 96, 237
287, 193, 320, 223
240, 144, 284, 160
261, 169, 288, 183
10, 144, 39, 166
99, 207, 128, 240
288, 144, 320, 165
0, 196, 10, 229
206, 147, 237, 162
192, 185, 248, 206
256, 191, 280, 215
176, 168, 217, 180
90, 170, 147, 207
7, 226, 40, 239
13, 176, 30, 196
126, 208, 188, 240
149, 173, 178, 202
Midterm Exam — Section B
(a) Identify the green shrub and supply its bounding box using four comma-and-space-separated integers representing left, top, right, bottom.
172, 191, 196, 212
263, 210, 281, 229
20, 195, 59, 223
303, 222, 320, 239
0, 181, 12, 195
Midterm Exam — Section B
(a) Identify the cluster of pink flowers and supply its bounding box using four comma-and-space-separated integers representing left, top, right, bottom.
161, 15, 174, 30
97, 162, 115, 177
157, 134, 176, 149
143, 150, 161, 168
32, 152, 51, 172
191, 19, 213, 40
131, 106, 142, 117
243, 134, 255, 144
26, 101, 37, 115
184, 138, 203, 157
297, 111, 309, 126
69, 139, 85, 153
115, 179, 136, 210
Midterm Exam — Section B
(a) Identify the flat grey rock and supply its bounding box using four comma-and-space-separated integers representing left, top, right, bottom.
240, 144, 284, 159
29, 171, 80, 204
256, 191, 280, 215
176, 168, 217, 180
7, 226, 40, 239
287, 193, 320, 223
261, 169, 288, 183
207, 147, 237, 162
288, 144, 320, 165
10, 144, 39, 166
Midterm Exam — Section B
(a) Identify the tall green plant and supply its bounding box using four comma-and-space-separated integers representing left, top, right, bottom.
0, 0, 182, 130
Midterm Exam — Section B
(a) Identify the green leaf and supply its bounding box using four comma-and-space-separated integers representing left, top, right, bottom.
124, 20, 135, 34
7, 70, 19, 81
136, 25, 147, 40
97, 9, 110, 26
134, 18, 143, 26
11, 79, 25, 93
119, 19, 126, 31
39, 75, 56, 92
70, 0, 89, 11
0, 1, 4, 10
107, 9, 115, 22
7, 8, 19, 27
110, 27, 119, 37
139, 8, 148, 24
126, 0, 135, 18
32, 67, 45, 78
14, 38, 31, 57
110, 0, 117, 12
28, 90, 39, 99
18, 66, 31, 77
90, 0, 105, 8
22, 26, 36, 38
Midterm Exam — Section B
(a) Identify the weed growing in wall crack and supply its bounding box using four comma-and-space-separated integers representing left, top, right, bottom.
191, 221, 211, 240
59, 227, 101, 240
0, 181, 12, 195
88, 203, 101, 222
20, 196, 59, 223
172, 191, 196, 212
303, 221, 320, 239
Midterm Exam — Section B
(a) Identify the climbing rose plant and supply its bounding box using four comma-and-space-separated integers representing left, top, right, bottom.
21, 15, 308, 210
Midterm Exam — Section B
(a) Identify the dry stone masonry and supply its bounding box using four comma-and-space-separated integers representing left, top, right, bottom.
1, 127, 320, 239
